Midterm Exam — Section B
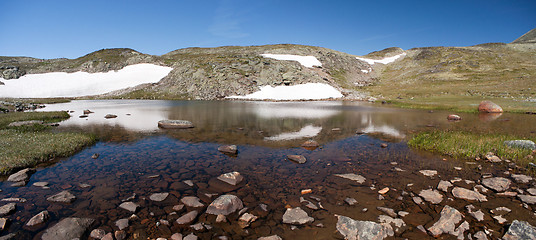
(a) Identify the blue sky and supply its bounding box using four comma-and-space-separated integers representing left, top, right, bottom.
0, 0, 534, 59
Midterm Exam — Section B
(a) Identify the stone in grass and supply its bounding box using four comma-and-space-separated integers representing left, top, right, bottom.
158, 120, 194, 129
206, 194, 243, 216
502, 220, 536, 240
504, 140, 536, 150
217, 172, 244, 185
47, 191, 76, 203
41, 218, 95, 240
218, 145, 238, 154
282, 207, 314, 225
335, 214, 392, 240
26, 210, 50, 226
287, 155, 306, 164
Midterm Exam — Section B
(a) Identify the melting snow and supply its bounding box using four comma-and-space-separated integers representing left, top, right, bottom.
0, 63, 173, 98
265, 125, 322, 141
356, 52, 406, 65
260, 54, 322, 68
226, 83, 343, 100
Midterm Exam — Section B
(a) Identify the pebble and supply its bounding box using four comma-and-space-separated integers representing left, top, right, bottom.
378, 187, 390, 195
344, 197, 357, 206
419, 170, 437, 177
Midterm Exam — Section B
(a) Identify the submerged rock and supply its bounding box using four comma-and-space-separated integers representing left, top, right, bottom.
149, 192, 169, 202
511, 174, 533, 184
335, 214, 392, 240
258, 235, 282, 240
7, 168, 34, 182
287, 155, 307, 164
115, 218, 129, 230
0, 203, 16, 217
158, 120, 194, 129
218, 145, 238, 154
119, 202, 139, 212
518, 195, 536, 204
26, 210, 50, 226
503, 220, 536, 240
47, 191, 76, 203
282, 207, 314, 225
438, 180, 453, 192
217, 172, 244, 185
418, 189, 443, 204
482, 177, 511, 192
206, 194, 243, 215
176, 211, 198, 225
452, 187, 487, 202
238, 213, 258, 228
427, 205, 463, 237
419, 170, 437, 177
181, 196, 205, 208
334, 173, 366, 184
301, 140, 319, 150
466, 205, 485, 221
41, 217, 95, 240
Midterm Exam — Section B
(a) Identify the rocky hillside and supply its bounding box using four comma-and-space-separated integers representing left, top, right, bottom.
512, 28, 536, 44
0, 45, 374, 100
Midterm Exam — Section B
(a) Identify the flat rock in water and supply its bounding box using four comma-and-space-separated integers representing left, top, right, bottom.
218, 145, 238, 154
447, 115, 461, 121
301, 140, 319, 150
345, 197, 357, 206
119, 202, 139, 212
115, 218, 129, 230
377, 207, 397, 218
518, 195, 536, 204
149, 192, 169, 202
176, 210, 198, 225
287, 155, 306, 164
482, 177, 511, 192
206, 194, 243, 215
419, 170, 437, 177
104, 114, 117, 119
47, 191, 76, 203
478, 101, 503, 113
511, 174, 532, 184
527, 188, 536, 196
217, 172, 244, 185
0, 203, 16, 217
258, 235, 282, 240
335, 214, 392, 240
158, 120, 194, 129
238, 213, 258, 228
33, 182, 49, 187
181, 196, 204, 208
452, 187, 487, 202
504, 140, 536, 150
41, 217, 95, 240
26, 210, 49, 226
7, 168, 34, 182
466, 205, 485, 221
282, 207, 314, 225
334, 173, 366, 184
438, 180, 453, 192
419, 189, 443, 204
503, 220, 536, 240
427, 205, 463, 237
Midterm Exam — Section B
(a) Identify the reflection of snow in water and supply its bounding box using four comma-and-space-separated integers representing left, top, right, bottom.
358, 114, 404, 138
265, 125, 322, 141
37, 100, 168, 132
251, 101, 341, 119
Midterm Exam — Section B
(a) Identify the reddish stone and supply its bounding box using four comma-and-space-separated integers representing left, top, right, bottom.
447, 115, 462, 121
478, 101, 503, 113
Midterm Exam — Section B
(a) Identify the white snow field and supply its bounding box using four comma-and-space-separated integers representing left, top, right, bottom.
0, 63, 173, 98
260, 54, 322, 68
226, 83, 343, 100
356, 52, 406, 65
264, 125, 322, 141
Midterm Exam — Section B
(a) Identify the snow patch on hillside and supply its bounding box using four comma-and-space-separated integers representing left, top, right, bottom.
356, 52, 406, 65
260, 54, 322, 68
226, 83, 343, 100
0, 63, 173, 98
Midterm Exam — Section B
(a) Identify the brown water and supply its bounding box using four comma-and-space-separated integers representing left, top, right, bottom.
1, 100, 536, 239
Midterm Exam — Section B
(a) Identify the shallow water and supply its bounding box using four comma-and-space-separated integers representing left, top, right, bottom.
1, 100, 536, 239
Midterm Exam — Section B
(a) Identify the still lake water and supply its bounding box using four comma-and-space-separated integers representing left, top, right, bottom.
1, 100, 536, 239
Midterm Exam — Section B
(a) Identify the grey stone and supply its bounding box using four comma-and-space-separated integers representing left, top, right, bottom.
0, 198, 25, 203
282, 207, 314, 225
183, 233, 198, 240
335, 214, 392, 240
527, 188, 536, 196
176, 210, 198, 225
345, 197, 357, 206
206, 194, 243, 215
474, 231, 488, 240
171, 233, 183, 240
438, 180, 453, 192
41, 217, 95, 240
466, 205, 485, 221
216, 214, 226, 223
452, 187, 487, 202
504, 140, 536, 150
0, 203, 16, 216
376, 207, 397, 218
7, 168, 33, 182
482, 177, 511, 192
158, 120, 194, 129
418, 189, 443, 204
115, 218, 129, 230
119, 202, 139, 212
419, 170, 437, 177
217, 172, 244, 185
47, 191, 76, 203
33, 182, 49, 187
427, 205, 463, 237
26, 210, 49, 226
287, 155, 306, 164
412, 196, 423, 205
511, 174, 532, 184
149, 192, 169, 202
90, 229, 106, 239
334, 173, 366, 184
503, 220, 536, 240
181, 196, 204, 208
378, 215, 406, 234
218, 145, 237, 154
518, 194, 536, 204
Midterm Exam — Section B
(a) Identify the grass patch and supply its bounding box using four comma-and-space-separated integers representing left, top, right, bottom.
408, 130, 535, 164
0, 98, 71, 104
0, 111, 96, 174
0, 129, 95, 174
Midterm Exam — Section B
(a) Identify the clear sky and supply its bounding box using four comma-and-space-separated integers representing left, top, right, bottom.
0, 0, 534, 59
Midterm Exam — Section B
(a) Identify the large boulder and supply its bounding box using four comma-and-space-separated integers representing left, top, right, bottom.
478, 101, 503, 113
206, 195, 243, 215
335, 214, 392, 240
41, 218, 95, 240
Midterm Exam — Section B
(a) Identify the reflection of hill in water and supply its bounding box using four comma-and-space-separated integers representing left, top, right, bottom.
42, 100, 536, 147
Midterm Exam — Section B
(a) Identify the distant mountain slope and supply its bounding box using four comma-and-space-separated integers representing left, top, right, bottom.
512, 28, 536, 44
